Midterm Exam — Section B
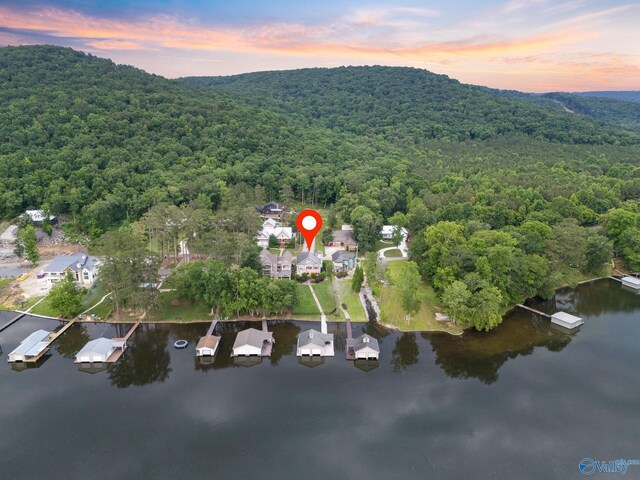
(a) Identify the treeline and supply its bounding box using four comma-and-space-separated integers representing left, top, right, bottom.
172, 259, 298, 318
187, 66, 640, 145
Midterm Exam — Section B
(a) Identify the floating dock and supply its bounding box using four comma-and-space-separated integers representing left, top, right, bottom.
621, 276, 640, 290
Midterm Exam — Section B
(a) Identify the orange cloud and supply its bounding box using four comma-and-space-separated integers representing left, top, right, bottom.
0, 3, 637, 91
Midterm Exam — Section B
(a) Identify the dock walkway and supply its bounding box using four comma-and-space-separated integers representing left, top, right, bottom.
308, 283, 327, 334
516, 304, 551, 318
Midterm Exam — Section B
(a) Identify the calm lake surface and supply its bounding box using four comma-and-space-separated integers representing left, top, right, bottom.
1, 278, 639, 480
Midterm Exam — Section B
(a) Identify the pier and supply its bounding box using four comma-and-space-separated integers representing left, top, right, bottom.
516, 304, 551, 318
0, 312, 26, 333
105, 319, 141, 363
8, 318, 78, 363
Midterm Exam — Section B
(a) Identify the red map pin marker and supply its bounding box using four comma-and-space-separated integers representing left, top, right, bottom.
296, 209, 323, 252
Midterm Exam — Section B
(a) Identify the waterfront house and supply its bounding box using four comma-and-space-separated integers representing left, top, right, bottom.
330, 229, 358, 251
232, 328, 274, 357
296, 329, 334, 356
551, 311, 584, 329
256, 218, 293, 248
43, 253, 100, 286
260, 250, 293, 279
331, 251, 356, 272
296, 251, 323, 275
621, 276, 640, 290
75, 338, 123, 363
7, 329, 51, 363
196, 335, 221, 357
257, 201, 285, 219
346, 334, 380, 360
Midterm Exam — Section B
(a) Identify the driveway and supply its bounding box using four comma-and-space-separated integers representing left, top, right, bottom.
0, 263, 30, 278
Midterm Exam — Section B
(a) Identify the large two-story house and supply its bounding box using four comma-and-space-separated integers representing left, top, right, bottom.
260, 250, 293, 279
43, 253, 100, 286
256, 218, 294, 248
296, 251, 323, 275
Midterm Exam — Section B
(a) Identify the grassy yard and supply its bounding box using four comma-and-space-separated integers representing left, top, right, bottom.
80, 283, 112, 319
378, 262, 464, 334
335, 278, 367, 322
292, 283, 321, 317
383, 249, 403, 258
374, 239, 394, 252
313, 280, 337, 314
151, 290, 212, 322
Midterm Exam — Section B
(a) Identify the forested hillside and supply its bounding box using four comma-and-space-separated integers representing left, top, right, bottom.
2, 45, 639, 330
185, 66, 640, 145
575, 91, 640, 103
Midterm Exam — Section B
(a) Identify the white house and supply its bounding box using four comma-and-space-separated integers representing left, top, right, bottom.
551, 311, 583, 329
256, 219, 294, 248
232, 328, 274, 357
296, 251, 323, 275
25, 210, 56, 223
381, 225, 408, 241
346, 334, 380, 360
43, 253, 100, 286
75, 338, 124, 363
621, 276, 640, 290
296, 329, 334, 356
7, 329, 51, 363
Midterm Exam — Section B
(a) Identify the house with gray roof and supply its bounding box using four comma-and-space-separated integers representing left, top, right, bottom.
43, 253, 100, 286
346, 334, 380, 360
331, 251, 356, 272
75, 338, 121, 363
232, 328, 274, 357
331, 229, 358, 251
296, 251, 323, 275
296, 329, 334, 357
260, 250, 293, 279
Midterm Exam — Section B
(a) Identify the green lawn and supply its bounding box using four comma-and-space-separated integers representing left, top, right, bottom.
336, 278, 367, 322
151, 290, 212, 322
80, 283, 112, 319
378, 262, 464, 334
292, 283, 321, 317
374, 239, 394, 252
383, 249, 403, 258
313, 280, 337, 314
0, 278, 13, 288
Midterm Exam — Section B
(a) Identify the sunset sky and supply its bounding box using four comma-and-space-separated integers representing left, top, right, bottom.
1, 0, 638, 91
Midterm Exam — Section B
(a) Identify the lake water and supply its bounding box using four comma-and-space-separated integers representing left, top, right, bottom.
1, 278, 639, 479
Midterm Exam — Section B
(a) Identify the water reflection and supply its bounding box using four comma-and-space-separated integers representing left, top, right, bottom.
107, 324, 171, 387
426, 314, 572, 384
390, 333, 419, 372
54, 323, 89, 359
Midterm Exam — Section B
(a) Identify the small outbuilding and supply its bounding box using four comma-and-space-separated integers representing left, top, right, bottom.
232, 328, 274, 357
75, 338, 119, 363
296, 329, 334, 357
196, 335, 221, 357
7, 329, 51, 363
551, 311, 584, 330
346, 334, 380, 360
621, 276, 640, 290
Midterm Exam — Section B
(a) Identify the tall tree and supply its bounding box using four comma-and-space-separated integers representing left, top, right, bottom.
396, 261, 421, 323
48, 274, 85, 318
17, 225, 39, 265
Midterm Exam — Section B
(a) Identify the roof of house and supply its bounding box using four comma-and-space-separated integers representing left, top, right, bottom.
332, 230, 357, 245
233, 328, 274, 349
381, 225, 408, 236
351, 334, 380, 353
551, 311, 582, 323
258, 202, 284, 213
297, 251, 323, 265
297, 329, 334, 348
76, 338, 115, 358
44, 253, 98, 274
622, 276, 640, 286
9, 329, 50, 357
331, 251, 356, 262
25, 209, 55, 222
196, 335, 220, 351
260, 250, 292, 265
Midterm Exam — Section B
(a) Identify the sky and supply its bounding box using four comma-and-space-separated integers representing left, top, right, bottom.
0, 0, 638, 92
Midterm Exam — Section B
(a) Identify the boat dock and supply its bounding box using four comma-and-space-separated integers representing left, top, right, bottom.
7, 318, 78, 363
0, 312, 26, 333
516, 304, 551, 318
196, 319, 221, 358
105, 319, 141, 363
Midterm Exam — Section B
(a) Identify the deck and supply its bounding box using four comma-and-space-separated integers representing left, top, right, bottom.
516, 304, 551, 318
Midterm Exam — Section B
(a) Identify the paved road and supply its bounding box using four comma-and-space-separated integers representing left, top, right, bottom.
0, 264, 30, 278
